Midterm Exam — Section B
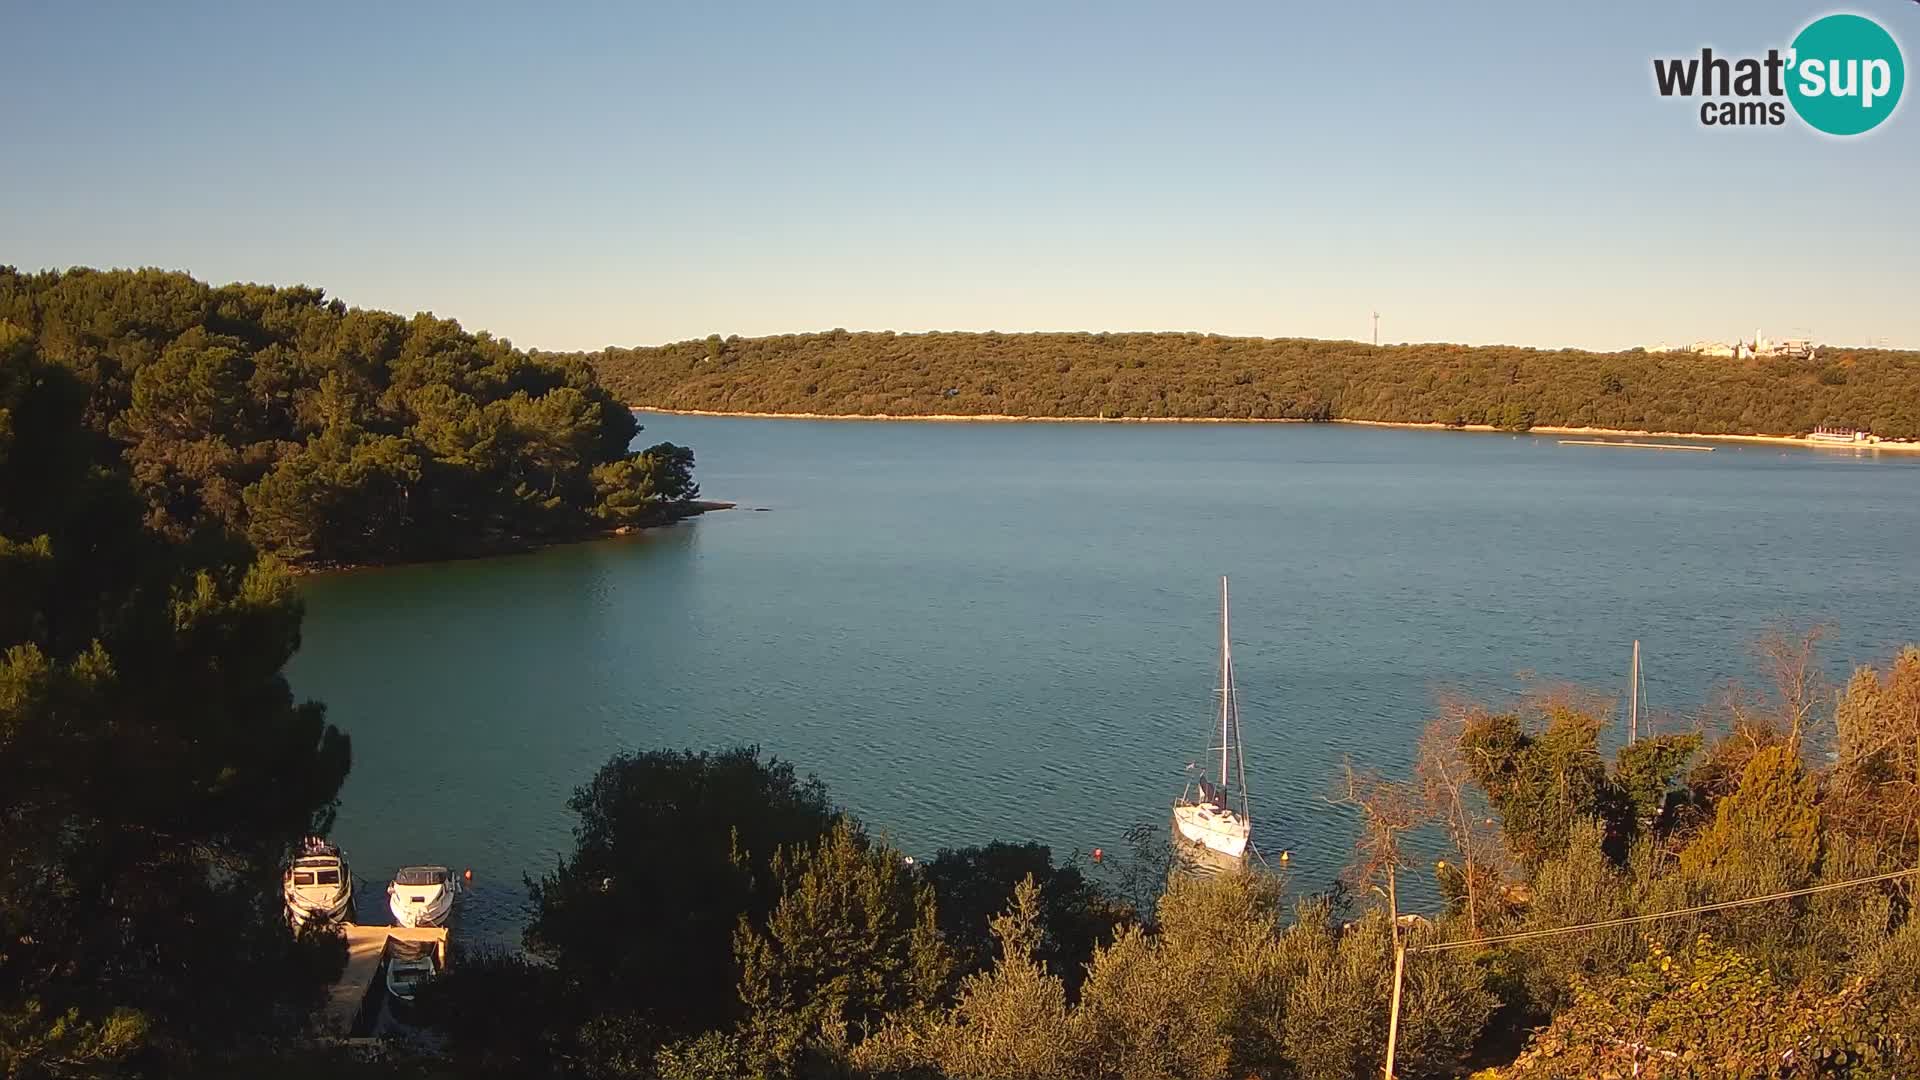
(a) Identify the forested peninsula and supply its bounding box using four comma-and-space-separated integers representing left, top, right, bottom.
575, 331, 1920, 441
0, 267, 700, 569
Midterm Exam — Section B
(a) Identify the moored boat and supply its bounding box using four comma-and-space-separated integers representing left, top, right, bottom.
387, 865, 457, 928
383, 936, 441, 1010
284, 837, 353, 928
1172, 577, 1253, 863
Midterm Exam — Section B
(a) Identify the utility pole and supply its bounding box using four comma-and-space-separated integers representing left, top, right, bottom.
1382, 857, 1413, 1068
1380, 863, 1402, 1078
1372, 311, 1380, 347
1383, 942, 1406, 1079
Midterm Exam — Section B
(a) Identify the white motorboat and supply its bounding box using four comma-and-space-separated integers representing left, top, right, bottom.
387, 866, 457, 928
284, 837, 353, 928
1172, 578, 1253, 862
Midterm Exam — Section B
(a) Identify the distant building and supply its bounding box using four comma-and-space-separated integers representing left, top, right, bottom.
1737, 329, 1818, 360
1809, 426, 1877, 445
1653, 329, 1817, 360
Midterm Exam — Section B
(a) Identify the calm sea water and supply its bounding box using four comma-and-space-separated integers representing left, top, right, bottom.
290, 417, 1920, 940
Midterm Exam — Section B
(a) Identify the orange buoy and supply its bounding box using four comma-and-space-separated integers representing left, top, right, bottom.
1091, 847, 1103, 864
463, 868, 473, 884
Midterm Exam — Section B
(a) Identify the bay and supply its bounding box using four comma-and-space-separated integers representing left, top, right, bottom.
288, 416, 1920, 940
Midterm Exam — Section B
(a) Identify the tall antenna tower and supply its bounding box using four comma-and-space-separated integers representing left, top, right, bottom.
1372, 311, 1380, 347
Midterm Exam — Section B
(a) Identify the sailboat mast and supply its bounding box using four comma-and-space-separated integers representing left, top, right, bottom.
1629, 639, 1640, 745
1232, 620, 1250, 825
1220, 576, 1231, 787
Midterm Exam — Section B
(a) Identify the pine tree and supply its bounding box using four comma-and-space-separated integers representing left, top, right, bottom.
1, 341, 352, 1070
735, 819, 950, 1071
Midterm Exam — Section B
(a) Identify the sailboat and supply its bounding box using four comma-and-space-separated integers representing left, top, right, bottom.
1627, 639, 1642, 744
1172, 577, 1252, 862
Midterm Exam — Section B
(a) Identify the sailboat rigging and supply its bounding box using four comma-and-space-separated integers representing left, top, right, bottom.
1627, 639, 1645, 744
1172, 576, 1252, 861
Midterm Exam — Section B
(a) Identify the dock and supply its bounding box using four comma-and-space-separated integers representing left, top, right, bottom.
1559, 439, 1714, 452
322, 925, 450, 1037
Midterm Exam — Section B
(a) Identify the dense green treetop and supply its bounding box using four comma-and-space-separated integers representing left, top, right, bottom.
1, 346, 351, 1073
919, 840, 1130, 999
524, 747, 841, 1039
1499, 935, 1903, 1079
574, 329, 1920, 439
0, 267, 699, 567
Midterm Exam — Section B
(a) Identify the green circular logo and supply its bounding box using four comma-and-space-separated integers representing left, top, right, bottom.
1787, 14, 1904, 135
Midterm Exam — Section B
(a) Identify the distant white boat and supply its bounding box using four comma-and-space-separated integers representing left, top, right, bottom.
387, 866, 457, 928
284, 837, 353, 929
1172, 578, 1252, 862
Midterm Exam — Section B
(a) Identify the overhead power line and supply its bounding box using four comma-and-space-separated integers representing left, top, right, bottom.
1411, 866, 1920, 955
1384, 865, 1919, 1076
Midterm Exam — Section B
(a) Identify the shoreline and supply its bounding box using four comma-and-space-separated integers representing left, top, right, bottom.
288, 500, 735, 577
632, 406, 1920, 453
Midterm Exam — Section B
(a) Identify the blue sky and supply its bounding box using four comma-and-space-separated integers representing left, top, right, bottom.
5, 1, 1917, 351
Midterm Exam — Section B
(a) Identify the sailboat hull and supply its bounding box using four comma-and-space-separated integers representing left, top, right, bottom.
1172, 802, 1250, 860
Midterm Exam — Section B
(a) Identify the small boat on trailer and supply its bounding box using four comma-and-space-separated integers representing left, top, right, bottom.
284, 837, 353, 928
387, 865, 457, 928
1172, 577, 1253, 863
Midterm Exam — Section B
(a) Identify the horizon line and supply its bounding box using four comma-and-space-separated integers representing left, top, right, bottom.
13, 263, 1915, 357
